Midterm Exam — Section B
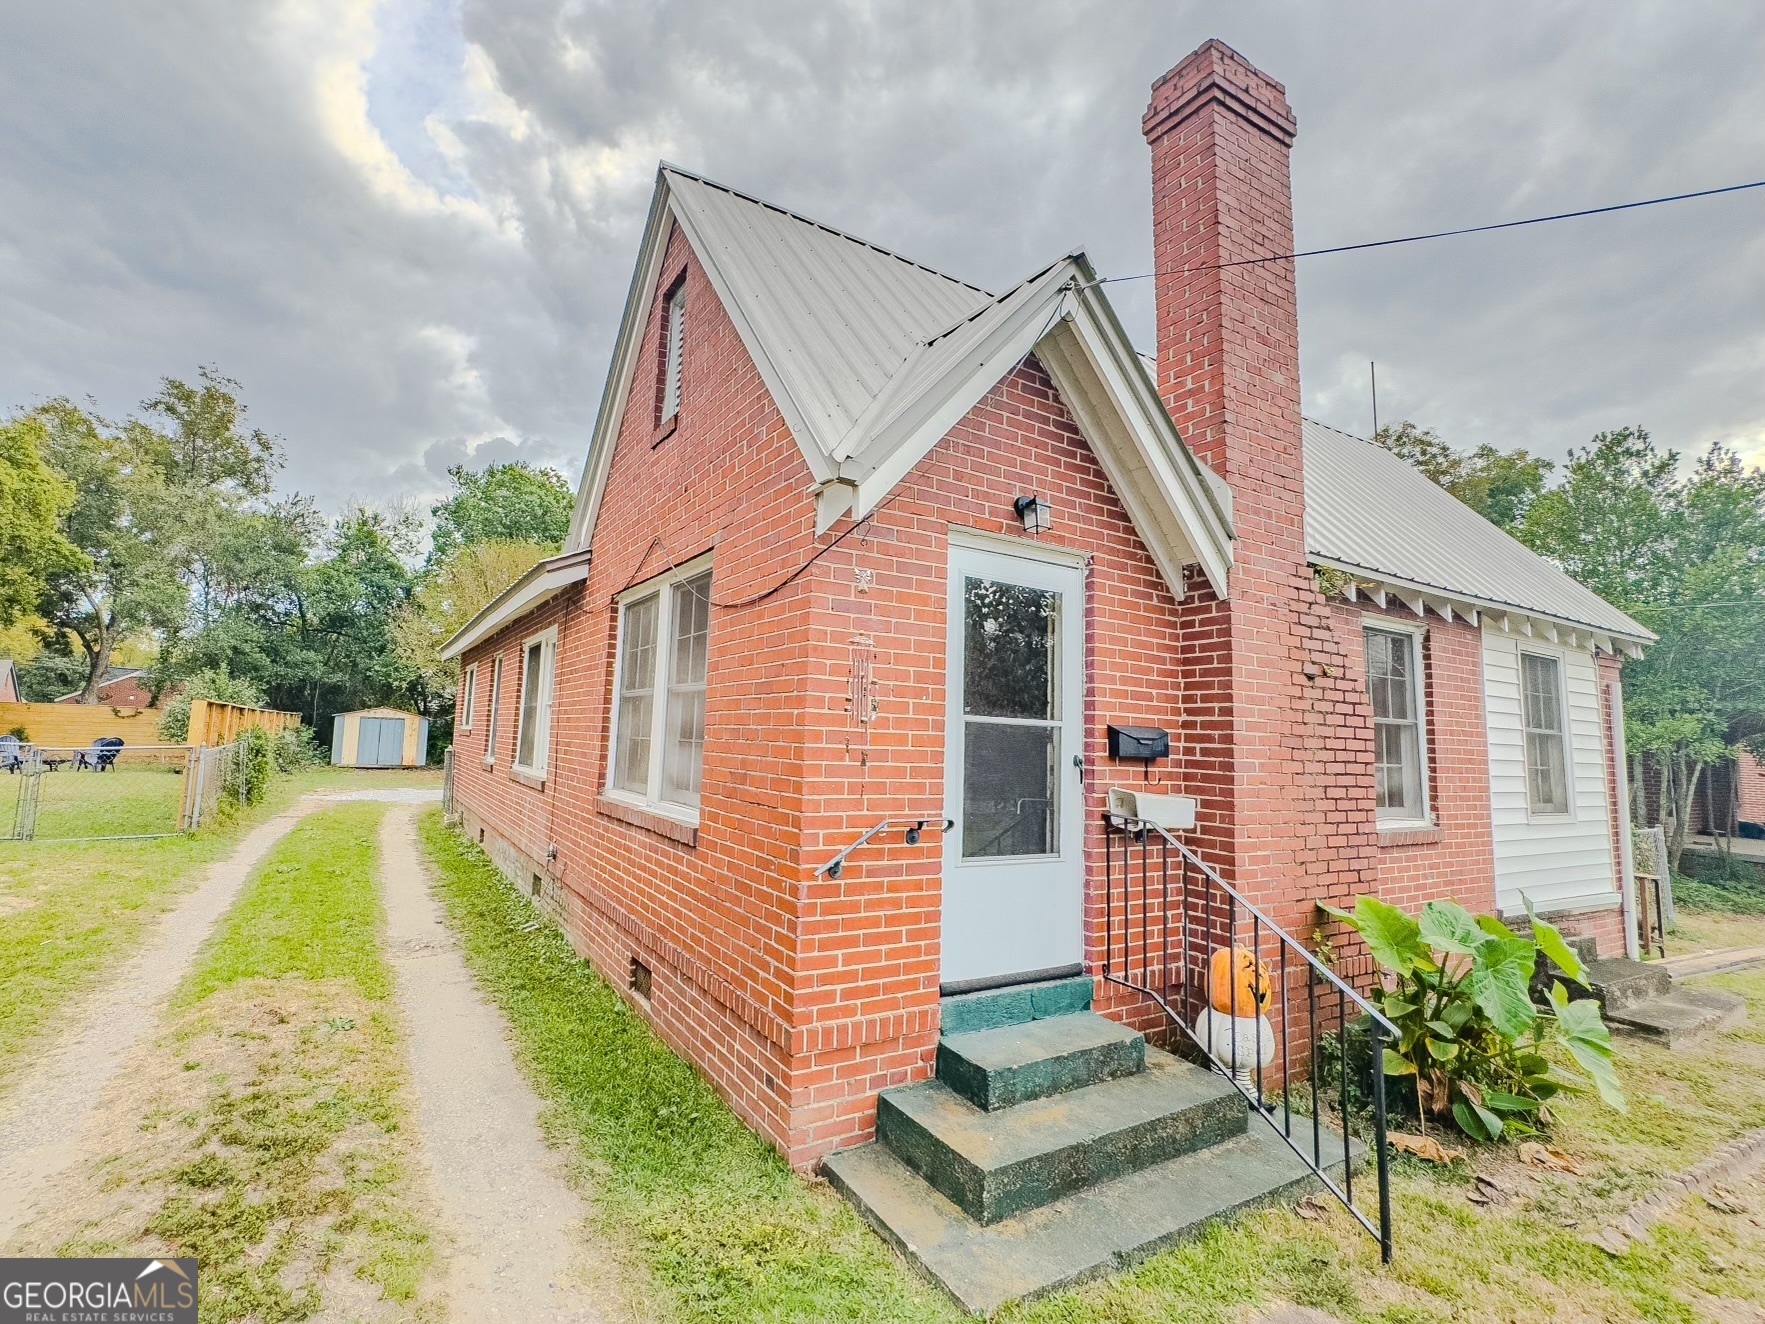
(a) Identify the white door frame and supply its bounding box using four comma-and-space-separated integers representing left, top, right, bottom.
941, 533, 1086, 989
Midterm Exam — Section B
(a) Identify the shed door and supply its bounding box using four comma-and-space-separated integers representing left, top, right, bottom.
360, 717, 405, 767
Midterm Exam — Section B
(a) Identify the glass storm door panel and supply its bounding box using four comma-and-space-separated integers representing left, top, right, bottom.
942, 540, 1086, 988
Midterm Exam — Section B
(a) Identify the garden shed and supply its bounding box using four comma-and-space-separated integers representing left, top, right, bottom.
330, 707, 429, 768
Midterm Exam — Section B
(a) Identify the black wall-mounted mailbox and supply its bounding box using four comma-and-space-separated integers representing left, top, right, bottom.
1107, 724, 1169, 761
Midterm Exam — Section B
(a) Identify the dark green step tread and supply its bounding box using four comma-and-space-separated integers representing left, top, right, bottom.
824, 1123, 1360, 1316
938, 1012, 1145, 1111
940, 976, 1093, 1036
877, 1050, 1245, 1224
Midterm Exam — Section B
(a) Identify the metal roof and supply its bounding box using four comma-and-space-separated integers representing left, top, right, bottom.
1303, 418, 1652, 642
664, 167, 992, 458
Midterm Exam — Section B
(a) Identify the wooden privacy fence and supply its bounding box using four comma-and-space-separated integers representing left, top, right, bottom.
187, 699, 300, 745
0, 701, 164, 746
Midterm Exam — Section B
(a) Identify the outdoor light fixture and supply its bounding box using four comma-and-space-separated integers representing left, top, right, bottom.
1014, 494, 1052, 535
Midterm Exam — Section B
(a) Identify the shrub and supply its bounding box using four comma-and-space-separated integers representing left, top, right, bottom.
271, 725, 323, 773
221, 727, 274, 808
1325, 896, 1624, 1142
158, 668, 268, 743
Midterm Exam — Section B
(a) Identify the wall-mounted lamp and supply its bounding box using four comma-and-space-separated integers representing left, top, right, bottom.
1014, 494, 1053, 536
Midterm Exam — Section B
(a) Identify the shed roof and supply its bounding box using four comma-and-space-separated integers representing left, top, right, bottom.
1303, 419, 1652, 644
341, 706, 422, 720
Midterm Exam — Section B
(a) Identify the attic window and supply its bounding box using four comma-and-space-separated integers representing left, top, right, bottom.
661, 282, 686, 421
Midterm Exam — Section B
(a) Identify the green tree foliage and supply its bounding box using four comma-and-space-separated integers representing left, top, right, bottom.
1519, 428, 1765, 869
1325, 896, 1623, 1142
1375, 421, 1554, 532
391, 539, 554, 692
427, 462, 573, 564
28, 399, 190, 702
0, 409, 84, 625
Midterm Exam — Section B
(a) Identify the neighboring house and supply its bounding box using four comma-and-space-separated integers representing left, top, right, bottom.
0, 659, 19, 704
441, 38, 1651, 1205
53, 667, 171, 708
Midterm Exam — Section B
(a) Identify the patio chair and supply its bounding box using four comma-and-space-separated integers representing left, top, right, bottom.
0, 735, 20, 773
89, 737, 125, 772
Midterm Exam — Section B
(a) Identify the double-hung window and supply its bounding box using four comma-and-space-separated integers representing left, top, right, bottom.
1521, 651, 1571, 815
459, 664, 478, 732
513, 629, 558, 779
484, 657, 503, 765
610, 559, 712, 817
1364, 625, 1430, 825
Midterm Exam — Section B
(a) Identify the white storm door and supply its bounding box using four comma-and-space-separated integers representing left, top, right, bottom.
942, 540, 1086, 988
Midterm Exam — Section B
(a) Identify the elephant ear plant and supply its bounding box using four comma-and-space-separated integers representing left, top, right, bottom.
1323, 896, 1625, 1142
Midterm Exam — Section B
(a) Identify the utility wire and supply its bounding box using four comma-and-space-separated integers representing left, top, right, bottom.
1095, 179, 1765, 284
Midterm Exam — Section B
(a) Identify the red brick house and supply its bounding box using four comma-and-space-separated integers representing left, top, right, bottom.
53, 667, 167, 708
441, 41, 1652, 1301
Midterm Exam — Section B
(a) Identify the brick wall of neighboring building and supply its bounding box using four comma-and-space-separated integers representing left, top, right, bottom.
1741, 756, 1765, 825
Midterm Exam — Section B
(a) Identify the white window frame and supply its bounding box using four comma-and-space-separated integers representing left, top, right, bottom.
484, 656, 503, 767
513, 627, 558, 780
1364, 620, 1433, 829
1519, 647, 1574, 818
661, 282, 686, 421
459, 663, 478, 732
606, 554, 713, 824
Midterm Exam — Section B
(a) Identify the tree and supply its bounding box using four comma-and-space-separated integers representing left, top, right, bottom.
0, 408, 84, 625
30, 399, 188, 702
1520, 428, 1765, 870
428, 462, 573, 564
1375, 421, 1554, 532
392, 539, 554, 692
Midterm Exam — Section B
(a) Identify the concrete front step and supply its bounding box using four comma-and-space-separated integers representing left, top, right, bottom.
939, 974, 1094, 1036
823, 1121, 1356, 1316
938, 1012, 1146, 1112
1606, 986, 1748, 1048
877, 1048, 1245, 1225
1585, 957, 1674, 1013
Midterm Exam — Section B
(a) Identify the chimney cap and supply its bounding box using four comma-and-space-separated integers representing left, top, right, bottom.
1144, 39, 1297, 146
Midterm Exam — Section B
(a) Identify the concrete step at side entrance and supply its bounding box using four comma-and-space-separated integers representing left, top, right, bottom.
939, 975, 1094, 1036
824, 1123, 1358, 1316
938, 1012, 1146, 1112
1585, 958, 1674, 1012
1605, 986, 1748, 1048
877, 1048, 1245, 1225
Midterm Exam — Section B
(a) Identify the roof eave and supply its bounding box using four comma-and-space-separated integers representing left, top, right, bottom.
438, 548, 593, 662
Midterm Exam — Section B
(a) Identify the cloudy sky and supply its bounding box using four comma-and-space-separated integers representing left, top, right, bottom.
3, 1, 1761, 517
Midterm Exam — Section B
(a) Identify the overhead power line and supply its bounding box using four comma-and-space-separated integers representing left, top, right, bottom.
1096, 179, 1765, 284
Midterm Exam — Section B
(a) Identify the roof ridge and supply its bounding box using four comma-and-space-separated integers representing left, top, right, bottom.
660, 163, 991, 299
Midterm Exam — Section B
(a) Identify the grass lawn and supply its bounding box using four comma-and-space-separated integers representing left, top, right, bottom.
420, 809, 1765, 1324
0, 764, 439, 1094
24, 800, 442, 1323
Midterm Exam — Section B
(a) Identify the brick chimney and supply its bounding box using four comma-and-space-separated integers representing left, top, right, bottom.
1143, 42, 1379, 921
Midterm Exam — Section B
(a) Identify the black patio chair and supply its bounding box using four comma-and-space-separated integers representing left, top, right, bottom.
0, 735, 21, 773
90, 737, 125, 772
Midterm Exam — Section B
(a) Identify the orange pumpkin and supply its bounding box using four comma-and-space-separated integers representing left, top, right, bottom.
1209, 946, 1273, 1017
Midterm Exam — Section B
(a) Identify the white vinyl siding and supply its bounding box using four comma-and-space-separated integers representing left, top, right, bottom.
1482, 627, 1618, 915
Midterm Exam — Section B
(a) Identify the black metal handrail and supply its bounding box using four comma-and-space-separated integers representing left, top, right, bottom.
1103, 812, 1395, 1262
814, 817, 954, 879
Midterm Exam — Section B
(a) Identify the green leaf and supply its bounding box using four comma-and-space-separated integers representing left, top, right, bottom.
1518, 1052, 1551, 1076
1452, 1099, 1498, 1142
1482, 1092, 1542, 1114
1440, 1001, 1474, 1031
1347, 896, 1427, 973
1524, 896, 1588, 986
1381, 998, 1421, 1020
1424, 1019, 1458, 1039
1425, 1037, 1460, 1062
1468, 938, 1538, 1039
1420, 900, 1485, 955
1550, 984, 1627, 1111
1476, 914, 1522, 942
1382, 1049, 1418, 1077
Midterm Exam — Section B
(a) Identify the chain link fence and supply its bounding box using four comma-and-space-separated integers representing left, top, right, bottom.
2, 741, 245, 842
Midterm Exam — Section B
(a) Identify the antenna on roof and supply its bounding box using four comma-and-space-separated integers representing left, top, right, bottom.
1370, 361, 1379, 438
